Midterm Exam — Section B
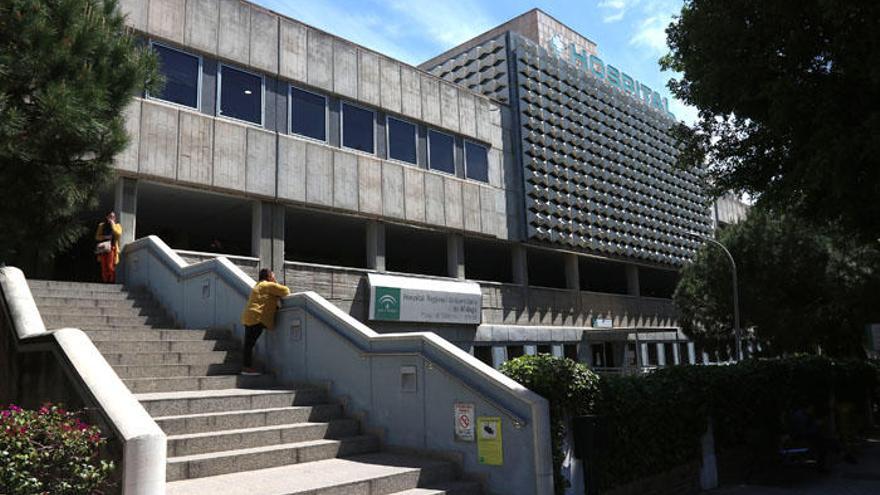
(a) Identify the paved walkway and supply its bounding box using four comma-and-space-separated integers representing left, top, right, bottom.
714, 434, 880, 495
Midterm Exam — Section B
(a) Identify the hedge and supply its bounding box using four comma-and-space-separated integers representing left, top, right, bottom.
501, 355, 877, 492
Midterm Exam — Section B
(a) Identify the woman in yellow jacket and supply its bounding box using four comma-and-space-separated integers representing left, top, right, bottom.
95, 211, 123, 283
240, 268, 290, 375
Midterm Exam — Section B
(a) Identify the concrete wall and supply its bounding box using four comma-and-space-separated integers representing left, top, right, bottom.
122, 236, 555, 495
115, 0, 514, 240
278, 261, 678, 344
0, 267, 166, 495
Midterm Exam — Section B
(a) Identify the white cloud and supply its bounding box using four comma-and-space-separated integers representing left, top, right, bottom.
597, 0, 638, 23
603, 11, 626, 23
629, 14, 672, 55
384, 0, 494, 48
667, 97, 699, 126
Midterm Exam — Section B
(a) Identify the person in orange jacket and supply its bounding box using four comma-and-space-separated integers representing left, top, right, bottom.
95, 211, 122, 283
240, 268, 290, 375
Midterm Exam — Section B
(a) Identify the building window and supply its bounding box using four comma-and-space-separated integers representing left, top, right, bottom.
290, 86, 326, 141
473, 346, 493, 367
563, 344, 578, 361
465, 141, 489, 182
218, 64, 262, 125
387, 117, 417, 164
150, 43, 200, 109
537, 344, 552, 355
428, 130, 455, 174
507, 345, 524, 360
341, 102, 374, 154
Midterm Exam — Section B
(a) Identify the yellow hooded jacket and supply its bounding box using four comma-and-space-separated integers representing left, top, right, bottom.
241, 281, 291, 330
95, 221, 123, 265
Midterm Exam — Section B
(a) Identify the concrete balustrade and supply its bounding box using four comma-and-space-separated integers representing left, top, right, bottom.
123, 235, 555, 494
0, 267, 166, 495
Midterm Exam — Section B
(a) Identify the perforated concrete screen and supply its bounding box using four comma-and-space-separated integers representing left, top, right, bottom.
514, 35, 712, 266
429, 35, 511, 104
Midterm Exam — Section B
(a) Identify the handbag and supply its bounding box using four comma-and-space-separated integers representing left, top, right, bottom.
95, 241, 112, 255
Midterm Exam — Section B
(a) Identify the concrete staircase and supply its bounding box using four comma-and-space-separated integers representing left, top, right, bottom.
29, 280, 480, 495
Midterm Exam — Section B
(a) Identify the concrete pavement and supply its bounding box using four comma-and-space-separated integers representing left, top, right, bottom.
714, 434, 880, 495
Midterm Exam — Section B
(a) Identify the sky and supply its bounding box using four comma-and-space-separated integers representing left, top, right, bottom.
253, 0, 698, 124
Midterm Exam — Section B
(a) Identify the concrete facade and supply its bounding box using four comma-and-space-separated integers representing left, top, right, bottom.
115, 0, 510, 243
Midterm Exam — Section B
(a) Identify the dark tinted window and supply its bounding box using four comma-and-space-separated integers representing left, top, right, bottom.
537, 344, 552, 355
507, 345, 524, 360
473, 346, 493, 366
428, 130, 455, 174
219, 65, 262, 124
342, 103, 374, 153
290, 87, 326, 141
152, 44, 199, 108
564, 344, 578, 361
387, 117, 417, 164
465, 141, 489, 182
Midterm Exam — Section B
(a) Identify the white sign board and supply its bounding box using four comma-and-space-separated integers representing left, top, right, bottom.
867, 324, 880, 352
592, 317, 613, 329
454, 403, 475, 442
368, 273, 482, 324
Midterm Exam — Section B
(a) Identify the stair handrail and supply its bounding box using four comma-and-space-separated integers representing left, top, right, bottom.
0, 267, 166, 495
123, 235, 555, 494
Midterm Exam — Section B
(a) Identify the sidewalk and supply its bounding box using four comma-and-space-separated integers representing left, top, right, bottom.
713, 434, 880, 495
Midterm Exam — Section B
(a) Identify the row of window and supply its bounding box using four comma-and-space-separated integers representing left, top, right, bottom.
151, 42, 490, 183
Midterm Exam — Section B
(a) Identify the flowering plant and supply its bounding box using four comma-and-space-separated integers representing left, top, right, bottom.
0, 403, 115, 494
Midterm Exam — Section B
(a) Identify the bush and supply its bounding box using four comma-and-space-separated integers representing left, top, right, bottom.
0, 404, 115, 494
501, 354, 600, 495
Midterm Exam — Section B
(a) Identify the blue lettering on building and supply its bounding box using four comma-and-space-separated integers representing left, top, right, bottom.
569, 45, 675, 119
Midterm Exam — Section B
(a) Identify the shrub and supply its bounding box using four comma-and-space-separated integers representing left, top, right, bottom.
0, 404, 115, 494
501, 354, 600, 495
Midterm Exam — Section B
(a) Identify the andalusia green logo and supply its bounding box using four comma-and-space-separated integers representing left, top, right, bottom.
374, 287, 401, 320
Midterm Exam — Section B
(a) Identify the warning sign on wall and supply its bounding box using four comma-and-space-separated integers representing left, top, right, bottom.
477, 416, 503, 465
454, 403, 475, 442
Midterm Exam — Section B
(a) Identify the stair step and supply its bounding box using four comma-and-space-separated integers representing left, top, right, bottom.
33, 297, 151, 309
391, 481, 481, 495
28, 280, 128, 292
85, 328, 230, 342
137, 388, 327, 416
103, 350, 239, 366
36, 306, 165, 318
154, 405, 344, 435
95, 340, 238, 353
166, 436, 380, 481
165, 454, 461, 495
112, 363, 240, 378
30, 289, 143, 300
43, 315, 170, 327
123, 374, 274, 393
167, 419, 360, 457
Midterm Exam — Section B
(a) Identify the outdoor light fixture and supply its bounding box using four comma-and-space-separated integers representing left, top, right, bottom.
685, 231, 742, 361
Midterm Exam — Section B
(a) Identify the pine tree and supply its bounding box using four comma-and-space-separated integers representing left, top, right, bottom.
0, 0, 159, 273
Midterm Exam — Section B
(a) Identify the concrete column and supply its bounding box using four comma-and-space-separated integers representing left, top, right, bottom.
272, 206, 285, 283
551, 344, 564, 358
672, 343, 681, 365
657, 343, 667, 366
626, 264, 640, 296
446, 234, 465, 279
564, 253, 579, 291
366, 221, 386, 272
251, 201, 285, 279
524, 344, 537, 356
252, 201, 271, 270
640, 343, 650, 365
511, 244, 528, 286
491, 346, 507, 369
688, 342, 697, 365
114, 177, 137, 248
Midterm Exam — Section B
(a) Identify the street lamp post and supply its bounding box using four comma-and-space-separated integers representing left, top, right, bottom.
685, 232, 742, 361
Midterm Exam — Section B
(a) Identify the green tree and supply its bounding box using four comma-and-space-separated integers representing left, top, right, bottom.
662, 1, 880, 243
0, 0, 158, 274
674, 209, 880, 357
